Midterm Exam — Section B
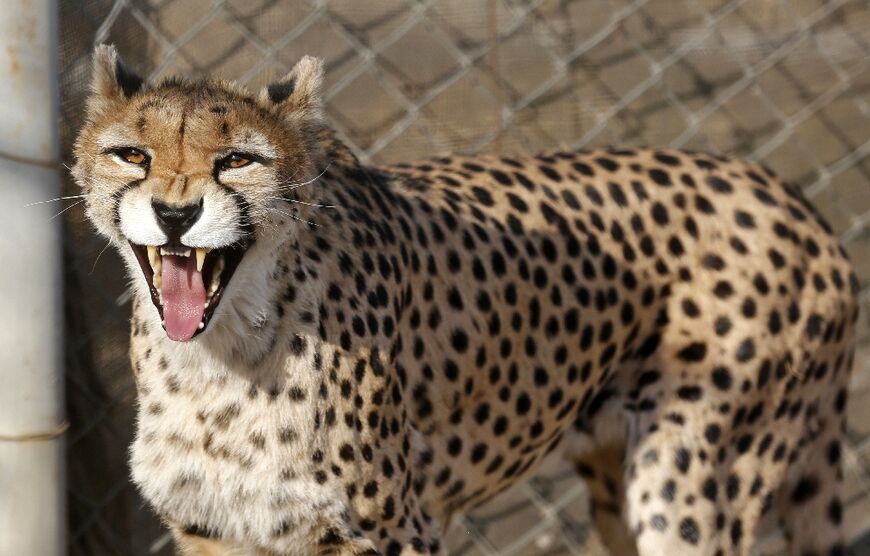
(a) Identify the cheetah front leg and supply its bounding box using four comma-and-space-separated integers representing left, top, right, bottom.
170, 521, 378, 556
172, 526, 274, 556
332, 502, 445, 556
172, 522, 440, 556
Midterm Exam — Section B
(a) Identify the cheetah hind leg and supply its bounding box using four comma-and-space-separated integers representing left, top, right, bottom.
618, 359, 781, 556
568, 441, 638, 556
776, 400, 848, 556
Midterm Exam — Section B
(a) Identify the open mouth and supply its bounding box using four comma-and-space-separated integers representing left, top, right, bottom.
130, 241, 249, 341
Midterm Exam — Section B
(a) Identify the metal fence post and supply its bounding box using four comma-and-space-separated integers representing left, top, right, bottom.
0, 0, 66, 554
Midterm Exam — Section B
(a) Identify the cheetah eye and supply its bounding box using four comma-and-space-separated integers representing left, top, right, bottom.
115, 147, 149, 166
219, 153, 254, 170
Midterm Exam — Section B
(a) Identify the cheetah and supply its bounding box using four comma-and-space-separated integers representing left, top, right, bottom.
73, 45, 858, 556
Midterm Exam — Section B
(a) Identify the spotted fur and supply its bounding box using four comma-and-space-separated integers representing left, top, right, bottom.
73, 46, 858, 555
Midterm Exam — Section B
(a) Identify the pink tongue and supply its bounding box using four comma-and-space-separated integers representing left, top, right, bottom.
161, 254, 206, 341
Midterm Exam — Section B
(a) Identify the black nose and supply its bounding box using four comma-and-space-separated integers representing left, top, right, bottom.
152, 200, 203, 243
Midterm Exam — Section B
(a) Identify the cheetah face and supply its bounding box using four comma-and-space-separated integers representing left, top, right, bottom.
72, 45, 325, 341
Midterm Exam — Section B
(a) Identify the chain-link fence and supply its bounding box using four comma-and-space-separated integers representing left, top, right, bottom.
59, 0, 870, 554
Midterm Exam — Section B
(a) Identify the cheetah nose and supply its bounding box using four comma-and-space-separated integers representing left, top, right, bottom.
152, 199, 203, 244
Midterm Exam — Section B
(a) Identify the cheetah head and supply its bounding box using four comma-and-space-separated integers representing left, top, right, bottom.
72, 45, 326, 342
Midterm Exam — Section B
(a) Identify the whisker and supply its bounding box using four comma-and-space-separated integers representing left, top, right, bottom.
90, 241, 113, 275
276, 164, 332, 192
267, 197, 338, 209
284, 165, 303, 183
25, 195, 86, 207
265, 207, 318, 227
49, 199, 86, 220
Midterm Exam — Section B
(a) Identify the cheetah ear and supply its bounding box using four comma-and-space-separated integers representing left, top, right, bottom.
259, 55, 324, 124
88, 44, 145, 112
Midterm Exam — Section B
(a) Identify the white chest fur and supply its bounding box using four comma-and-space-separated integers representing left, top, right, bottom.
130, 334, 346, 554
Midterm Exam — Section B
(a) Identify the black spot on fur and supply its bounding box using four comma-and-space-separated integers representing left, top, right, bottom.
677, 342, 707, 363
791, 476, 820, 504
706, 175, 734, 194
650, 514, 668, 531
679, 517, 700, 544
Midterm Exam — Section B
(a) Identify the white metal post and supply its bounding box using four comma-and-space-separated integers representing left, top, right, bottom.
0, 0, 66, 555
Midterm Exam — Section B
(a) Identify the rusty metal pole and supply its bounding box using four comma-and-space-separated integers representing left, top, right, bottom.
0, 0, 66, 554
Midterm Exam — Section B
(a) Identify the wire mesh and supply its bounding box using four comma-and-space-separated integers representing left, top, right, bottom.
58, 1, 870, 554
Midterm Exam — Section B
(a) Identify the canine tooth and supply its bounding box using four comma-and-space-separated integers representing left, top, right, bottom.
152, 251, 162, 291
195, 248, 208, 272
198, 322, 204, 329
147, 245, 159, 269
